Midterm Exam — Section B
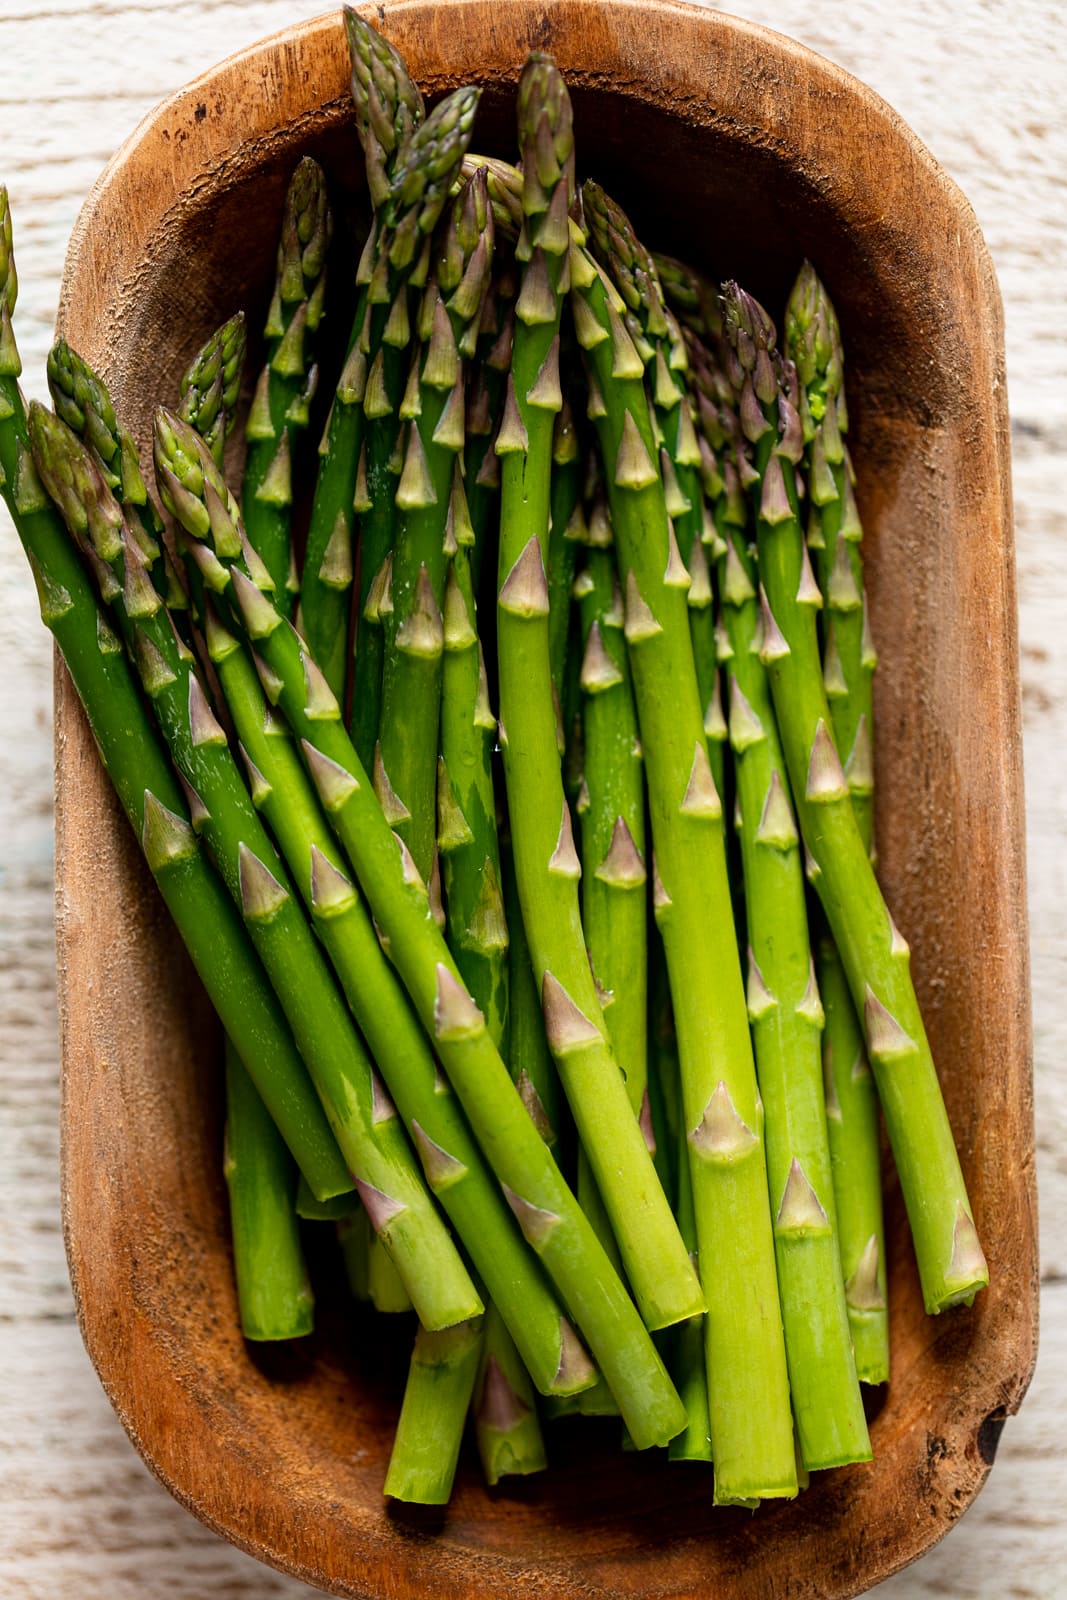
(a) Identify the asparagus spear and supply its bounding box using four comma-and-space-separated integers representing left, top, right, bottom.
722, 281, 988, 1315
299, 8, 425, 697
376, 167, 493, 883
786, 262, 889, 1382
817, 937, 889, 1379
157, 412, 687, 1451
346, 82, 483, 767
570, 226, 795, 1501
296, 1172, 358, 1220
182, 319, 319, 1344
338, 1206, 371, 1301
76, 311, 312, 1346
242, 157, 330, 609
179, 311, 248, 469
440, 536, 510, 1056
0, 192, 349, 1203
474, 1301, 547, 1486
46, 337, 182, 610
547, 392, 583, 699
496, 56, 701, 1334
501, 834, 560, 1146
679, 328, 736, 804
201, 599, 587, 1395
786, 262, 875, 849
399, 321, 519, 1502
584, 190, 727, 801
224, 1040, 315, 1340
574, 534, 650, 1194
714, 290, 870, 1469
33, 406, 480, 1332
653, 252, 722, 347
463, 262, 514, 592
666, 1023, 712, 1465
384, 1316, 485, 1502
344, 5, 425, 210
368, 1232, 414, 1313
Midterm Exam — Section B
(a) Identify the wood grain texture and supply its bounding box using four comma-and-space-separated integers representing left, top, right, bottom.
1, 1, 1063, 1597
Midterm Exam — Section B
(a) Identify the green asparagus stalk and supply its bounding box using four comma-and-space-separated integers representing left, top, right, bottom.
200, 597, 587, 1395
0, 194, 349, 1203
346, 82, 483, 763
338, 1206, 371, 1301
571, 228, 795, 1501
178, 311, 247, 469
376, 167, 493, 882
570, 518, 653, 1407
299, 8, 425, 696
817, 937, 889, 1378
584, 187, 725, 795
224, 1040, 315, 1340
786, 262, 889, 1381
345, 5, 425, 208
682, 330, 741, 807
179, 295, 311, 1326
175, 312, 249, 635
667, 1038, 712, 1464
573, 534, 650, 1179
47, 340, 153, 517
463, 263, 514, 591
547, 392, 583, 697
368, 1232, 414, 1313
715, 298, 870, 1469
158, 414, 687, 1452
496, 56, 701, 1333
296, 1172, 358, 1220
45, 338, 182, 613
440, 539, 509, 1053
242, 157, 330, 609
653, 252, 723, 347
51, 324, 333, 1355
384, 1316, 485, 1502
34, 404, 479, 1332
462, 153, 524, 241
785, 262, 875, 850
184, 315, 318, 1348
722, 281, 988, 1315
501, 834, 560, 1146
474, 1301, 547, 1486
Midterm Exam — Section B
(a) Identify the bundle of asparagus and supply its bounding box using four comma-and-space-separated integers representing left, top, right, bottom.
0, 5, 988, 1510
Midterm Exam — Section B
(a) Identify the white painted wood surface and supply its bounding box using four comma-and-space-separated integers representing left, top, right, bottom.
0, 1, 1063, 1594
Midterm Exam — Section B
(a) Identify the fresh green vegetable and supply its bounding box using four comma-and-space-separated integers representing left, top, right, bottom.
722, 280, 988, 1317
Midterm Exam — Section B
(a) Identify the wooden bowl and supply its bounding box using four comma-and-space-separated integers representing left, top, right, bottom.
54, 2, 1036, 1595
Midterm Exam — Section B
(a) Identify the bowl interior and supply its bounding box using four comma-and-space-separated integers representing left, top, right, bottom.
55, 4, 1035, 1598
